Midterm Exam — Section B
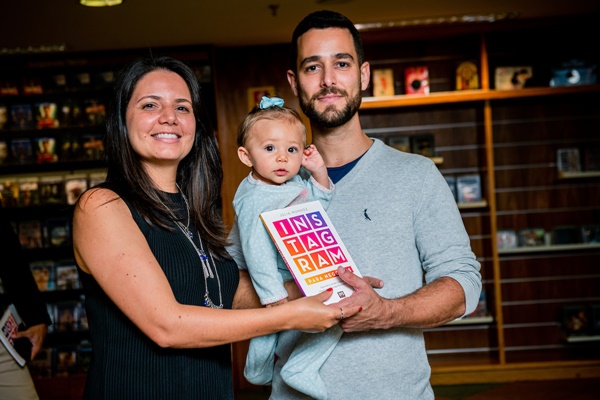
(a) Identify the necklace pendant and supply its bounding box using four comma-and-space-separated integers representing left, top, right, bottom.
188, 230, 194, 239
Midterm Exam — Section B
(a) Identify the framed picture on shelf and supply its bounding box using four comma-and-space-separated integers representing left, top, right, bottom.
387, 135, 410, 153
517, 227, 546, 247
456, 174, 482, 203
561, 305, 590, 336
494, 66, 533, 90
372, 68, 395, 97
497, 229, 517, 250
404, 66, 429, 95
557, 148, 581, 172
581, 224, 600, 243
410, 134, 435, 157
456, 61, 479, 90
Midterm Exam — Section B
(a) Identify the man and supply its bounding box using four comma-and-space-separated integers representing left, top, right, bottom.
268, 10, 482, 399
0, 200, 52, 400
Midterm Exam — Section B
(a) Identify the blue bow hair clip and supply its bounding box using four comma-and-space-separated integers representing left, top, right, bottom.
259, 96, 284, 109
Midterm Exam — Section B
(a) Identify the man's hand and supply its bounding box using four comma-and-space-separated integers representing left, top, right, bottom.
335, 266, 389, 332
12, 323, 47, 360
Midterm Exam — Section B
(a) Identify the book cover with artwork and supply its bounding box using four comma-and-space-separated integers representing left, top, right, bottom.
44, 218, 70, 247
456, 174, 482, 203
387, 135, 410, 153
0, 105, 8, 129
456, 61, 479, 90
22, 76, 43, 95
405, 66, 429, 95
30, 260, 55, 291
444, 175, 457, 201
83, 99, 106, 126
0, 177, 19, 207
10, 105, 34, 130
55, 261, 80, 290
0, 304, 31, 367
88, 170, 107, 187
494, 66, 532, 90
260, 200, 361, 305
0, 79, 19, 96
10, 138, 33, 164
410, 133, 435, 157
18, 220, 43, 249
82, 133, 105, 160
557, 148, 581, 172
35, 137, 58, 163
17, 176, 40, 207
35, 102, 59, 128
39, 175, 64, 205
518, 227, 546, 247
372, 68, 395, 97
0, 141, 8, 164
64, 174, 88, 205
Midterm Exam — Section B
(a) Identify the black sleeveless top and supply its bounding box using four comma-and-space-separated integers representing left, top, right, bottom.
78, 192, 239, 399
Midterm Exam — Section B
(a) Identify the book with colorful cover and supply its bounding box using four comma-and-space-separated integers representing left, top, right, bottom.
0, 304, 31, 367
260, 200, 361, 305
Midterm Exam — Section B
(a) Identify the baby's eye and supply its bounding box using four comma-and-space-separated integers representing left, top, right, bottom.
265, 145, 275, 152
288, 147, 298, 153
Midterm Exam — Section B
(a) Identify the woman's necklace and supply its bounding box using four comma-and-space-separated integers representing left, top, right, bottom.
174, 184, 223, 309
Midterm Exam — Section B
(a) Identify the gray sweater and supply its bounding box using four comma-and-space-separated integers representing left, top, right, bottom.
269, 139, 482, 399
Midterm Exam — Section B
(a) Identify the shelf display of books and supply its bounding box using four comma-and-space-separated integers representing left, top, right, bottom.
497, 224, 600, 254
0, 169, 105, 208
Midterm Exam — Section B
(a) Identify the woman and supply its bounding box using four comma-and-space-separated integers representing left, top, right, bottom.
72, 56, 358, 399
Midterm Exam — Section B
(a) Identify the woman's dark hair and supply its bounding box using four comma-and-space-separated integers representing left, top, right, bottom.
289, 10, 365, 72
103, 56, 229, 257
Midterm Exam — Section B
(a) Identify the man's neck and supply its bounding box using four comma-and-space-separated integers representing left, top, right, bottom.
311, 117, 373, 168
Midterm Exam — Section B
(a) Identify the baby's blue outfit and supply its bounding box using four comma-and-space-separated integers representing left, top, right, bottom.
232, 171, 337, 400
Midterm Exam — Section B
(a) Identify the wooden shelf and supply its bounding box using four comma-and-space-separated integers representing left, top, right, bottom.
458, 200, 488, 209
498, 243, 600, 255
447, 315, 494, 326
566, 335, 600, 343
360, 84, 600, 109
558, 171, 600, 179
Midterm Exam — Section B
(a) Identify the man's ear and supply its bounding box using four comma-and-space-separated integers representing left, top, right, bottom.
360, 61, 371, 92
287, 70, 298, 96
237, 146, 253, 168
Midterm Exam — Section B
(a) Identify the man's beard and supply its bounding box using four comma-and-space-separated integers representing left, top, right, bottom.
298, 86, 362, 129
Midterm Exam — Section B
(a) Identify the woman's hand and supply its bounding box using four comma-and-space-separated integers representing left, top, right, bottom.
12, 323, 47, 360
282, 289, 362, 332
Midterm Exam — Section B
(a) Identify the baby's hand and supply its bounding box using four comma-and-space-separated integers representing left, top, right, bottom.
302, 144, 325, 171
302, 144, 329, 188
